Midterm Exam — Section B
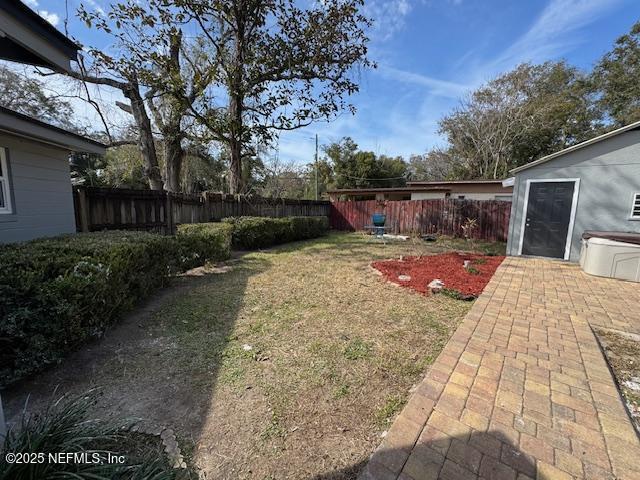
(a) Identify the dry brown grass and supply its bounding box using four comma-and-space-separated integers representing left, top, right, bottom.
4, 232, 505, 480
160, 233, 502, 478
596, 329, 640, 432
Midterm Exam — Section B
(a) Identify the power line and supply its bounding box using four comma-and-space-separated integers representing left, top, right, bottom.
338, 173, 410, 181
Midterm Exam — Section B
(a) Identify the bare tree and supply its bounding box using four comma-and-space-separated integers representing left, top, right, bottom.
70, 2, 217, 191
437, 62, 599, 179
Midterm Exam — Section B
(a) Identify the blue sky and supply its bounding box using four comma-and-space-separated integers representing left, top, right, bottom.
23, 0, 640, 165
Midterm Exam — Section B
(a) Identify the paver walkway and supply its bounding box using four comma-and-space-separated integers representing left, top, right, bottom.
360, 257, 640, 480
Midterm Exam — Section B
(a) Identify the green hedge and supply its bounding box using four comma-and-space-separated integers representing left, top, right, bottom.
176, 222, 233, 268
222, 216, 329, 249
0, 228, 231, 387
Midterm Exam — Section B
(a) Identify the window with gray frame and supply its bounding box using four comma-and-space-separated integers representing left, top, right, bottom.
0, 148, 12, 214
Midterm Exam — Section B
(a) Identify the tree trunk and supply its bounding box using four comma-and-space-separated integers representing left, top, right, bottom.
125, 85, 163, 190
228, 77, 245, 194
163, 135, 185, 192
227, 13, 246, 195
228, 133, 242, 194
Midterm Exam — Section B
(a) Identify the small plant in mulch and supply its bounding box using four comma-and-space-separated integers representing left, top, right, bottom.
372, 252, 504, 299
440, 288, 476, 301
461, 217, 479, 252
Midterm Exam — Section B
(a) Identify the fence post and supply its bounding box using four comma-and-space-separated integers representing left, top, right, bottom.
77, 188, 90, 233
203, 192, 210, 222
0, 393, 6, 444
165, 192, 174, 234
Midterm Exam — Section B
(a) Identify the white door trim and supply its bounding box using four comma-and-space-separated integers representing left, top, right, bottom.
517, 178, 581, 260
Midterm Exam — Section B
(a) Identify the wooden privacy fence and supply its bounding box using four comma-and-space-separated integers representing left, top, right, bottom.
330, 199, 511, 242
73, 187, 331, 234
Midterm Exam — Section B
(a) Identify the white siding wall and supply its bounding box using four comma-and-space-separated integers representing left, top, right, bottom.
411, 192, 512, 201
411, 192, 446, 200
0, 133, 75, 243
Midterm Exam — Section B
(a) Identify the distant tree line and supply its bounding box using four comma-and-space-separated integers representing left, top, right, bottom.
411, 21, 640, 180
270, 19, 640, 196
1, 12, 638, 195
0, 0, 373, 195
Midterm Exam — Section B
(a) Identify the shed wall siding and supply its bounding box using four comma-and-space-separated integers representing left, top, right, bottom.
0, 134, 75, 243
507, 129, 640, 262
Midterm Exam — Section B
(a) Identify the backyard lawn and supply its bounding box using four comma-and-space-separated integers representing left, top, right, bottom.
5, 232, 505, 479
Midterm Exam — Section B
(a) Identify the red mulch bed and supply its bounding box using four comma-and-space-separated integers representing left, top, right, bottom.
372, 252, 505, 298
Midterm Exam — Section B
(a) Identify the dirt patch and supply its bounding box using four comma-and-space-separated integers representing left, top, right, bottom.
372, 252, 504, 298
4, 233, 505, 479
595, 329, 640, 432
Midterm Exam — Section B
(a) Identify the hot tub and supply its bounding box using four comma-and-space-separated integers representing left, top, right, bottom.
580, 231, 640, 282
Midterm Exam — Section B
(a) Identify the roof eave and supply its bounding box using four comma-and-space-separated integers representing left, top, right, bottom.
0, 0, 79, 73
0, 108, 106, 154
510, 121, 640, 174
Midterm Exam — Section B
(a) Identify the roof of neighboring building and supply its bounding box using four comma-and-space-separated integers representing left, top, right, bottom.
0, 0, 80, 72
0, 106, 106, 154
406, 179, 506, 186
511, 119, 640, 174
327, 186, 452, 195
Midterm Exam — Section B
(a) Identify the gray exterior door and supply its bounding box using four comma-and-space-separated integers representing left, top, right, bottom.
522, 181, 575, 258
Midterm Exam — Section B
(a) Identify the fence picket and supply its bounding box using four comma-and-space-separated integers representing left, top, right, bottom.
73, 187, 331, 234
329, 199, 511, 242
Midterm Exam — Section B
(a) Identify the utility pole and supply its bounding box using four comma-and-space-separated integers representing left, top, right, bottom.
315, 133, 319, 201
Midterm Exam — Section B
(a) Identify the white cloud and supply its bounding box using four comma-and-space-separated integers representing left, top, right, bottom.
494, 0, 623, 67
38, 10, 60, 26
365, 0, 414, 41
85, 0, 107, 17
23, 0, 39, 7
376, 65, 472, 99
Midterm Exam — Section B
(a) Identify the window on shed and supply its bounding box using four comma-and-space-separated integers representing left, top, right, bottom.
0, 148, 12, 214
632, 193, 640, 219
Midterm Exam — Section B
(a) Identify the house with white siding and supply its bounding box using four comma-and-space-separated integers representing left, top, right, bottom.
0, 0, 106, 243
327, 180, 513, 202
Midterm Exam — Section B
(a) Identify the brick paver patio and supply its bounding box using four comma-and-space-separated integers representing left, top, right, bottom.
360, 257, 640, 480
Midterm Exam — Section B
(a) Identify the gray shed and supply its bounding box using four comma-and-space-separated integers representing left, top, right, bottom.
506, 121, 640, 262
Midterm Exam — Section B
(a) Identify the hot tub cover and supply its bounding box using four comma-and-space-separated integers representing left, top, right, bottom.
582, 231, 640, 246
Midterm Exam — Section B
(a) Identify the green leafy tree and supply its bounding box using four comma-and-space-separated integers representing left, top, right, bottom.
307, 158, 335, 198
178, 0, 374, 194
0, 65, 76, 130
180, 147, 228, 194
592, 21, 640, 126
70, 152, 107, 187
324, 137, 407, 188
436, 61, 600, 179
407, 150, 459, 181
99, 145, 149, 189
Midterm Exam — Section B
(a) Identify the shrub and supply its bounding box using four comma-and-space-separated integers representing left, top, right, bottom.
0, 231, 184, 387
176, 222, 233, 268
222, 216, 329, 249
0, 392, 191, 479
